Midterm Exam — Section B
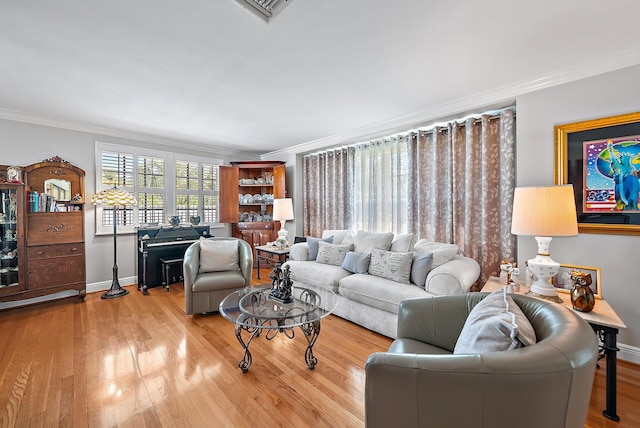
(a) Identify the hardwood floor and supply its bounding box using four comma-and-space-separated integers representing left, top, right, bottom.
0, 269, 638, 427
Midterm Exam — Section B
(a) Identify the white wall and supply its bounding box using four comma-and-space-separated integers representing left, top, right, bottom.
0, 118, 255, 300
516, 64, 640, 356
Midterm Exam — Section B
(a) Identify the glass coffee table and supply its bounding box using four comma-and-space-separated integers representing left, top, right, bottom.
219, 286, 337, 373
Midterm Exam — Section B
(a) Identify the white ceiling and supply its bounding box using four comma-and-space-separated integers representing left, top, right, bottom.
1, 0, 639, 155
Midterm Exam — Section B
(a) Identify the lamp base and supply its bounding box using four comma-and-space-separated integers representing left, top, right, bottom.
526, 236, 563, 303
526, 290, 563, 303
101, 278, 129, 299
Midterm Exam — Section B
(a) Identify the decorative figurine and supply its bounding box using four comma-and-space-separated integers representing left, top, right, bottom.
570, 271, 595, 312
268, 263, 294, 303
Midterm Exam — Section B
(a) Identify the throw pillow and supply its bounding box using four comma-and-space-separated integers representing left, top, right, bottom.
413, 240, 461, 268
368, 248, 412, 284
453, 287, 537, 354
410, 252, 433, 288
390, 233, 416, 252
315, 241, 353, 266
353, 230, 394, 254
307, 235, 334, 261
341, 251, 371, 274
199, 238, 239, 273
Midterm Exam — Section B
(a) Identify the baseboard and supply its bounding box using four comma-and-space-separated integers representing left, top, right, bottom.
0, 276, 138, 311
618, 343, 640, 365
86, 276, 137, 294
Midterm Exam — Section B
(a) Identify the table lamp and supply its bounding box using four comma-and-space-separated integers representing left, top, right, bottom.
91, 187, 137, 299
511, 185, 578, 302
273, 198, 294, 247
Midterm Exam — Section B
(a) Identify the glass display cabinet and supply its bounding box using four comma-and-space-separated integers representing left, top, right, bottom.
0, 183, 26, 296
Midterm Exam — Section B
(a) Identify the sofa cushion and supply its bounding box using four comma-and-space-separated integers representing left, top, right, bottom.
341, 251, 371, 274
411, 252, 434, 288
413, 240, 461, 268
353, 230, 394, 254
192, 270, 247, 292
339, 274, 430, 314
199, 238, 239, 273
286, 260, 352, 293
368, 248, 412, 284
322, 229, 354, 245
307, 235, 334, 261
390, 233, 416, 252
453, 287, 537, 354
316, 241, 353, 266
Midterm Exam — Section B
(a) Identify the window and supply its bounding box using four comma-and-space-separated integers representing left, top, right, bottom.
95, 142, 222, 235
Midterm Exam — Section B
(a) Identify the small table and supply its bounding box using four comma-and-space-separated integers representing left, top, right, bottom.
219, 286, 337, 373
255, 245, 290, 279
483, 277, 627, 421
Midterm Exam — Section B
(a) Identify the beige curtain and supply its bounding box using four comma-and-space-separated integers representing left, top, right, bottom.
408, 109, 516, 287
303, 147, 354, 237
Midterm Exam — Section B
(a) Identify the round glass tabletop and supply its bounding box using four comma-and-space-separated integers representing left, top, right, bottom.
219, 286, 337, 329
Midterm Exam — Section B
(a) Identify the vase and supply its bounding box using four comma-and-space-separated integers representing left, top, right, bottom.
570, 284, 595, 312
189, 215, 201, 226
168, 215, 180, 226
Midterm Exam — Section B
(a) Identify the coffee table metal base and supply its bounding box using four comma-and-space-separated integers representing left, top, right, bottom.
235, 318, 321, 373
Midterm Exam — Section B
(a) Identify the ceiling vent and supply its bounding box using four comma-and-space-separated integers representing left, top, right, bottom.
232, 0, 294, 23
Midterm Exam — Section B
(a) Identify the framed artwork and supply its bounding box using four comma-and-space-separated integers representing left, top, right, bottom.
552, 263, 601, 299
555, 111, 640, 235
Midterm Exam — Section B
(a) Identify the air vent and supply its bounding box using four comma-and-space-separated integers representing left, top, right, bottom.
232, 0, 293, 23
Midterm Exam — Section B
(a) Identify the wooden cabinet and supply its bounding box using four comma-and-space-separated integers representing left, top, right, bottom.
0, 157, 86, 303
219, 161, 286, 262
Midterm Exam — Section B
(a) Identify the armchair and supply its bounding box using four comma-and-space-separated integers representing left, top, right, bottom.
183, 237, 253, 315
365, 293, 598, 428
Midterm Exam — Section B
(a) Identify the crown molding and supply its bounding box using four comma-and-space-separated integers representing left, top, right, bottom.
263, 47, 640, 159
0, 107, 259, 159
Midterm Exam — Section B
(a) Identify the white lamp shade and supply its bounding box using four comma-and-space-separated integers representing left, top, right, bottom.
511, 185, 578, 237
273, 198, 294, 221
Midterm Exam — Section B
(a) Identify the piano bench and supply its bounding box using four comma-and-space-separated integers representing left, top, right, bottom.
159, 257, 184, 291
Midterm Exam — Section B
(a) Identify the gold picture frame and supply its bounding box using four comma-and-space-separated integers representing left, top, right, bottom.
551, 263, 602, 300
555, 111, 640, 235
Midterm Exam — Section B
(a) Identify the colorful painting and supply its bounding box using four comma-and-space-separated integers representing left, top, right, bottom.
584, 134, 640, 212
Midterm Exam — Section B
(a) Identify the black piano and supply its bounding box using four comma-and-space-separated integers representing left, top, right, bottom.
137, 225, 211, 294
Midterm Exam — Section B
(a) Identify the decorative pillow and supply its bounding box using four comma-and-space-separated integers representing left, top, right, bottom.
368, 248, 412, 284
199, 238, 239, 273
353, 231, 394, 254
413, 240, 461, 268
390, 233, 416, 252
307, 235, 334, 261
410, 252, 433, 288
315, 241, 353, 266
341, 251, 371, 274
453, 287, 537, 354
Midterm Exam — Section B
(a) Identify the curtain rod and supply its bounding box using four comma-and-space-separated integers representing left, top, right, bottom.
304, 107, 515, 157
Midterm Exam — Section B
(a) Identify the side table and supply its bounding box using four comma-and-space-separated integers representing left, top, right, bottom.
255, 245, 290, 279
483, 276, 627, 421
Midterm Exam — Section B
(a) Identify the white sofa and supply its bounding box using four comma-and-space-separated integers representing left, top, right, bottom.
284, 230, 480, 338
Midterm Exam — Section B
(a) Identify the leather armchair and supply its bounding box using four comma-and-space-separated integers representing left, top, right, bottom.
365, 293, 598, 428
183, 237, 253, 315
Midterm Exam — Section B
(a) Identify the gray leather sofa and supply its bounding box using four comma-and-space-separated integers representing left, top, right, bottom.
183, 237, 253, 315
365, 293, 598, 428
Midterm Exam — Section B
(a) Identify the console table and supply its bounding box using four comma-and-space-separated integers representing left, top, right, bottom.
483, 277, 626, 421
